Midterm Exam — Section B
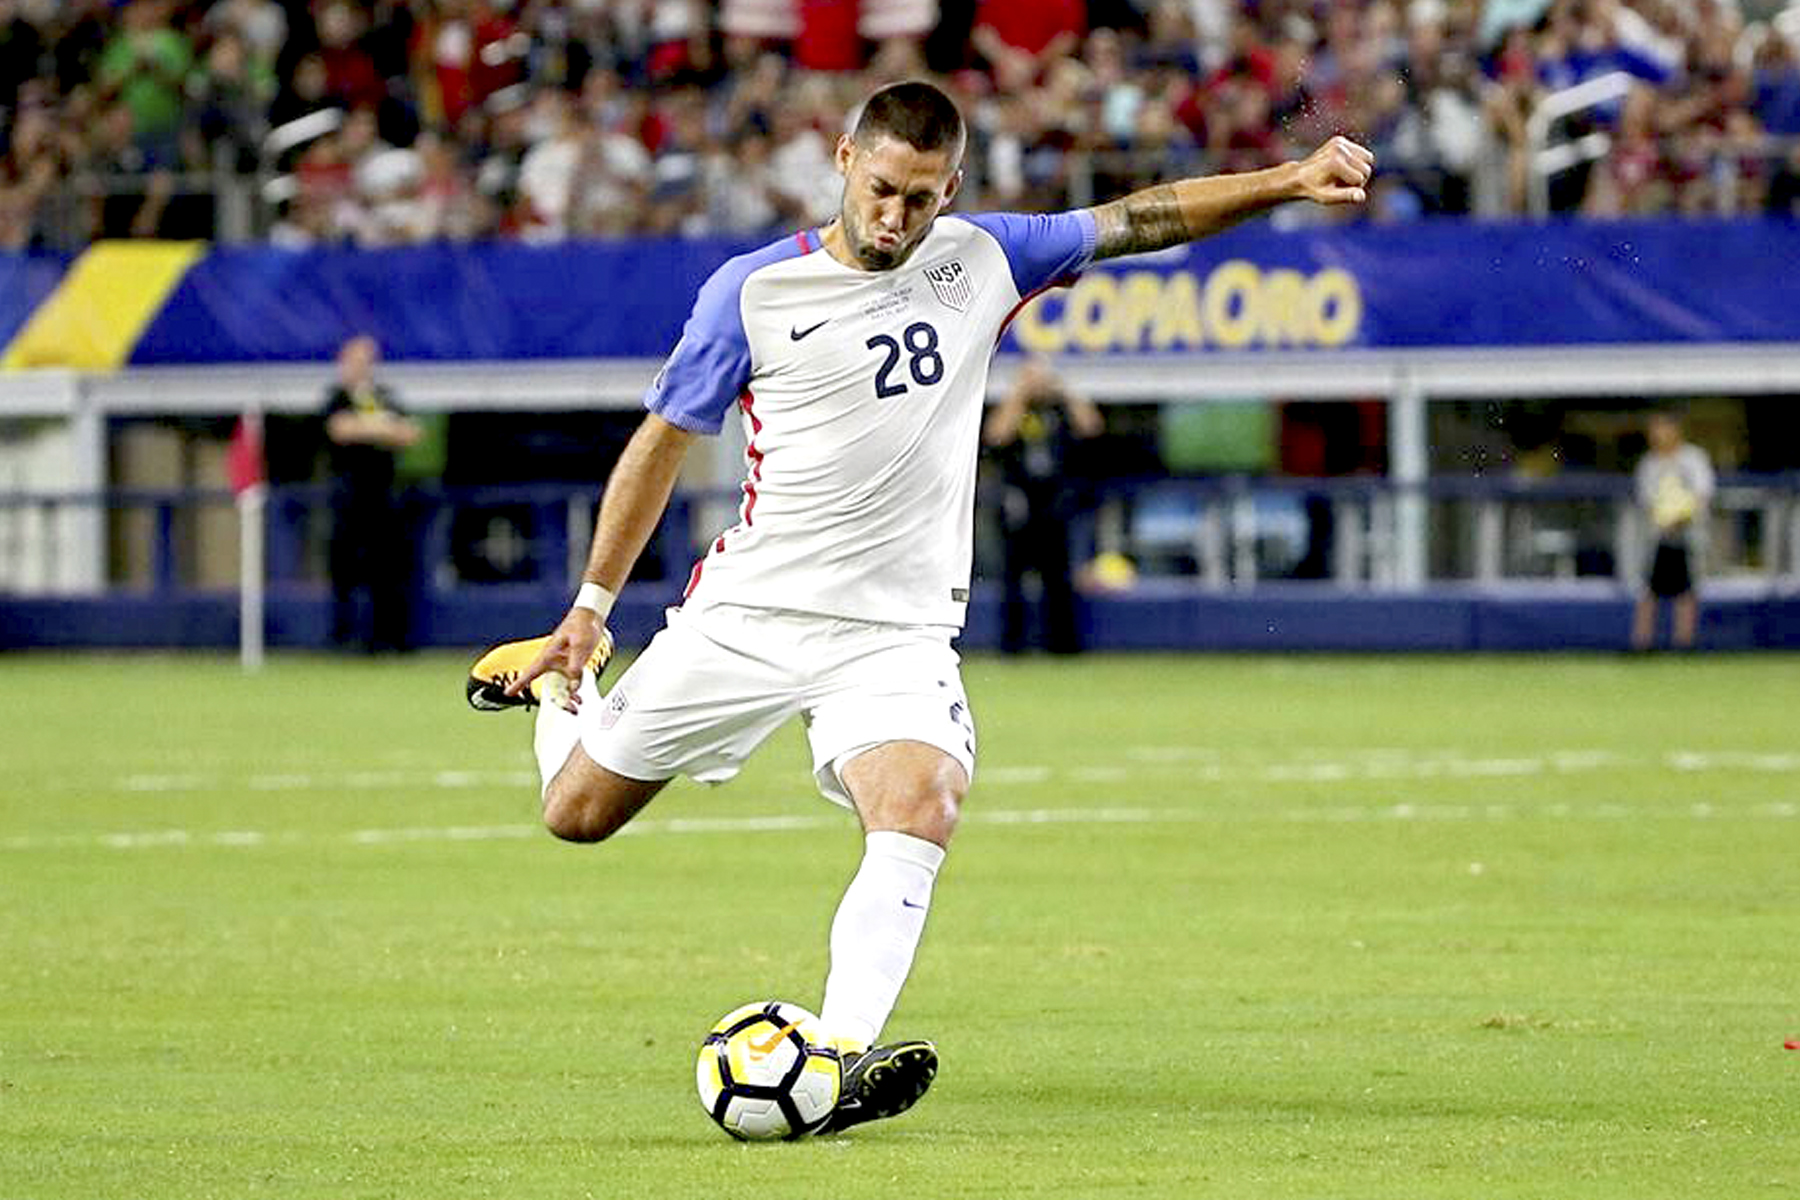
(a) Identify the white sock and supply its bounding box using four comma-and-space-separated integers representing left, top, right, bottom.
818, 830, 946, 1051
531, 673, 595, 795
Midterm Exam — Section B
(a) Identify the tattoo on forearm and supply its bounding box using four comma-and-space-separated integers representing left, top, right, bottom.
1091, 185, 1194, 259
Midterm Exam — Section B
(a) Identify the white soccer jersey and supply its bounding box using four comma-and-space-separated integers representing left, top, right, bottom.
644, 211, 1097, 628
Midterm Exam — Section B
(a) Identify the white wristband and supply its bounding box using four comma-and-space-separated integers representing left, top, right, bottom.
573, 581, 616, 619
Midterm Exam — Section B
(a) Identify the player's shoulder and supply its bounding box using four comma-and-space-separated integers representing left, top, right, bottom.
945, 209, 1094, 246
687, 230, 823, 335
937, 210, 1097, 296
703, 230, 823, 298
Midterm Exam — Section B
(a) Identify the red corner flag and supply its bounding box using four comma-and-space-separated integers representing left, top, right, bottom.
227, 412, 266, 495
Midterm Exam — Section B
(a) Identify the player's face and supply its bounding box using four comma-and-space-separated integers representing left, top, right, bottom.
835, 134, 962, 271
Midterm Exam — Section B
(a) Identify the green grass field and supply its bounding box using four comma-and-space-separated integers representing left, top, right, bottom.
3, 651, 1797, 1199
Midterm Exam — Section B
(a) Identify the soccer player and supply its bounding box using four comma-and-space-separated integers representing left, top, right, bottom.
468, 80, 1373, 1133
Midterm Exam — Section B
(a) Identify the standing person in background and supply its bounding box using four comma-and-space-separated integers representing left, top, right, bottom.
1631, 410, 1714, 652
322, 333, 421, 653
982, 355, 1103, 654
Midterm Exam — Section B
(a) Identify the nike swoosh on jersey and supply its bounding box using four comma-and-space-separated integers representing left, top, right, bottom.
790, 319, 829, 341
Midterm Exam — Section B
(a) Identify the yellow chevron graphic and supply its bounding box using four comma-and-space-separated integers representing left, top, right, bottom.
3, 240, 205, 371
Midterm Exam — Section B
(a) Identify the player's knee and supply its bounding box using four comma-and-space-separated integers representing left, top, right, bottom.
542, 786, 620, 844
894, 774, 965, 844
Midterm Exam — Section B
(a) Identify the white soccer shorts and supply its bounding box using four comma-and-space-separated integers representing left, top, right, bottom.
579, 602, 976, 806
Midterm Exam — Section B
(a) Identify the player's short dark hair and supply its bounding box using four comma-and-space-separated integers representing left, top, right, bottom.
852, 81, 965, 163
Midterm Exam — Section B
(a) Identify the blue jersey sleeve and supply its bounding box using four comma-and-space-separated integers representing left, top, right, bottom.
643, 263, 755, 435
963, 210, 1097, 299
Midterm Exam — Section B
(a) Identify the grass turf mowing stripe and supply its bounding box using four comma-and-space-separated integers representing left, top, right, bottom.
4, 798, 1796, 853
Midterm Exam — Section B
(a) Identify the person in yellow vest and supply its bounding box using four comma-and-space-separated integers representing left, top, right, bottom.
322, 334, 421, 652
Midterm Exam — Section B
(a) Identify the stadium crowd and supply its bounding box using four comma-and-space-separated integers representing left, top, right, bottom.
2, 0, 1799, 249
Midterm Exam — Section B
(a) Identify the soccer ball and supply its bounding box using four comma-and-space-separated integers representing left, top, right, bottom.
695, 1001, 841, 1140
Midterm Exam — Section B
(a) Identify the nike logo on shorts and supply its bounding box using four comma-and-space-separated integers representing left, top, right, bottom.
790, 319, 829, 341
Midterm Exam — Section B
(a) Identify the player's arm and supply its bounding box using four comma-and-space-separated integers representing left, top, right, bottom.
1087, 137, 1374, 262
506, 413, 697, 703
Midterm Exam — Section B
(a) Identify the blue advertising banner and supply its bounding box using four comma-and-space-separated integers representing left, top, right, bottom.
1008, 219, 1800, 354
3, 219, 1795, 368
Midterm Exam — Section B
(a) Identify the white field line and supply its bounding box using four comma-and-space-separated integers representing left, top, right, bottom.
96, 748, 1800, 799
3, 800, 1797, 854
115, 769, 543, 794
9, 745, 1793, 854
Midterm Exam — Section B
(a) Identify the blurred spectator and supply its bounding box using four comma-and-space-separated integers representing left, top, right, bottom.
51, 0, 117, 99
414, 128, 490, 240
0, 90, 69, 250
97, 0, 193, 170
84, 101, 178, 238
0, 0, 1796, 243
314, 0, 389, 114
1140, 0, 1202, 75
281, 107, 395, 243
983, 357, 1104, 656
0, 0, 43, 115
357, 141, 429, 246
714, 50, 787, 138
973, 0, 1085, 91
1582, 83, 1669, 214
515, 87, 590, 240
411, 0, 526, 130
322, 334, 422, 654
202, 0, 287, 75
700, 123, 800, 234
268, 51, 338, 130
268, 191, 335, 247
1631, 410, 1714, 652
1754, 25, 1800, 136
721, 0, 935, 73
185, 30, 278, 173
644, 86, 709, 233
766, 93, 844, 224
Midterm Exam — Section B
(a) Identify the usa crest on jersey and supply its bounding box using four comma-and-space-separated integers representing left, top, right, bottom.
925, 259, 973, 312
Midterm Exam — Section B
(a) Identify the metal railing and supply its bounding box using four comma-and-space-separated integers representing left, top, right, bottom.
5, 474, 1798, 600
1527, 71, 1638, 218
1078, 471, 1800, 592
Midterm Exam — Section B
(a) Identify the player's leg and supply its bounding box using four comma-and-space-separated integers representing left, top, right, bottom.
471, 636, 667, 839
824, 740, 964, 1044
540, 743, 667, 842
841, 738, 966, 844
811, 740, 965, 1133
802, 626, 976, 1133
472, 604, 800, 841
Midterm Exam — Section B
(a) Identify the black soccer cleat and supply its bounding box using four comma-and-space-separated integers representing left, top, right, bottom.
466, 632, 612, 711
814, 1040, 938, 1135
